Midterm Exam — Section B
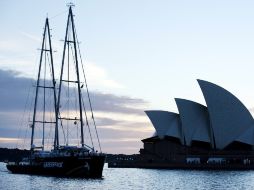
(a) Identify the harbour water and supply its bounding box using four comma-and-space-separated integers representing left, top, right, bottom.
1, 162, 254, 190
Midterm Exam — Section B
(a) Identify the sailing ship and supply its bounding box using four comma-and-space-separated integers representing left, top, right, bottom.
6, 6, 105, 178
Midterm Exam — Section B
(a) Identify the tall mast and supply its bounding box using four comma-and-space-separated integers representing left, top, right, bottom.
57, 6, 85, 147
46, 19, 59, 150
31, 18, 58, 151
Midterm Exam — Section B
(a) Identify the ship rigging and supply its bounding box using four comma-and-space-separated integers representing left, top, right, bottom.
7, 5, 105, 178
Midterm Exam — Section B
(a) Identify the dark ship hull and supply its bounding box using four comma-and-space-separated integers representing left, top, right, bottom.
7, 154, 105, 178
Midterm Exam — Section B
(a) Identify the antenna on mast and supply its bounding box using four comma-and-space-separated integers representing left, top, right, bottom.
67, 2, 75, 8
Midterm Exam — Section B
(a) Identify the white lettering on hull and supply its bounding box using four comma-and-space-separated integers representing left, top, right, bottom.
43, 162, 63, 168
84, 162, 90, 171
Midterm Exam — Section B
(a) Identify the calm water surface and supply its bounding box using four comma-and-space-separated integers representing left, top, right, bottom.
1, 162, 254, 190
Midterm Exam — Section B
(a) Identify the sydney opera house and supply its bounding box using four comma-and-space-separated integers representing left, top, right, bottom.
134, 79, 254, 168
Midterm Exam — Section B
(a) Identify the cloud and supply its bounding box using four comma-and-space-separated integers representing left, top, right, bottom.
0, 70, 34, 111
88, 92, 148, 115
85, 62, 124, 89
0, 69, 153, 153
20, 31, 41, 43
0, 69, 148, 114
0, 32, 124, 90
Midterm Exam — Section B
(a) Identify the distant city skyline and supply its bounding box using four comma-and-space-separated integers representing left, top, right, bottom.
1, 0, 254, 153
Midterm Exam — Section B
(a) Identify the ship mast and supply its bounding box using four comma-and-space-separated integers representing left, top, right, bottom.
56, 6, 85, 147
31, 18, 58, 151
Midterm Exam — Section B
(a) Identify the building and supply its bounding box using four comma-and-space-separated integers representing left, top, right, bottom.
108, 79, 254, 168
139, 79, 254, 165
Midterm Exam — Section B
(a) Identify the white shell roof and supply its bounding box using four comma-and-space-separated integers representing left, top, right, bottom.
145, 111, 183, 142
175, 98, 212, 146
198, 79, 254, 149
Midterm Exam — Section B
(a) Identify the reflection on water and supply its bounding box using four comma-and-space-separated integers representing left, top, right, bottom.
1, 162, 254, 190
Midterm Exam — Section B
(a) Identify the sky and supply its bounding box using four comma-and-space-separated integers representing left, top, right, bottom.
1, 0, 254, 154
